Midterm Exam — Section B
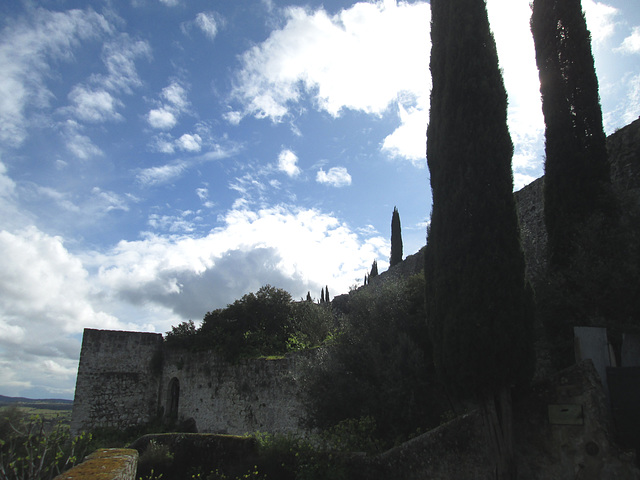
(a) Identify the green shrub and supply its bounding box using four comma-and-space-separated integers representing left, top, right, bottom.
301, 274, 450, 447
0, 407, 92, 480
166, 285, 337, 361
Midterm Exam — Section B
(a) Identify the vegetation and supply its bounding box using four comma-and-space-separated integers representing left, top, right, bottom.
368, 260, 378, 279
531, 0, 613, 268
135, 420, 379, 480
0, 406, 92, 480
389, 207, 403, 267
531, 0, 640, 368
301, 274, 449, 447
425, 0, 534, 477
165, 285, 336, 361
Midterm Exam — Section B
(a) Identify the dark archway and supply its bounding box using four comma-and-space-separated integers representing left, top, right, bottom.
166, 377, 180, 419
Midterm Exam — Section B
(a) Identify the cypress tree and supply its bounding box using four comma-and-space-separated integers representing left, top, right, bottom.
306, 291, 312, 302
425, 0, 534, 477
320, 288, 325, 303
390, 206, 403, 267
325, 286, 330, 303
531, 0, 613, 267
370, 260, 378, 278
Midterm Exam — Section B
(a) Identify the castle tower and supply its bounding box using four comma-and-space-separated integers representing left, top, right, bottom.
70, 329, 164, 436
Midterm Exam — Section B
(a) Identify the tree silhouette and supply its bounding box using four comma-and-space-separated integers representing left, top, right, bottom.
390, 207, 403, 267
531, 0, 613, 267
369, 260, 378, 278
425, 0, 534, 477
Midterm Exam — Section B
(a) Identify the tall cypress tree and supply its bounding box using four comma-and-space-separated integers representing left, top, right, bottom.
370, 260, 378, 278
531, 0, 612, 267
325, 286, 330, 303
531, 0, 631, 368
390, 206, 403, 267
425, 0, 534, 477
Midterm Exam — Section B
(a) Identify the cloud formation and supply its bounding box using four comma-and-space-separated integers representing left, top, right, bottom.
316, 167, 352, 187
147, 82, 190, 130
617, 26, 640, 54
0, 8, 112, 146
94, 204, 386, 320
227, 1, 430, 161
196, 12, 220, 40
0, 226, 123, 396
277, 149, 301, 177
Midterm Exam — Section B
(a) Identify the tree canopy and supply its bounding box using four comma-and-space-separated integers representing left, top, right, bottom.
165, 285, 335, 361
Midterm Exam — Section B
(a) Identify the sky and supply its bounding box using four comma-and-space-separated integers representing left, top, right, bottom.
0, 0, 638, 400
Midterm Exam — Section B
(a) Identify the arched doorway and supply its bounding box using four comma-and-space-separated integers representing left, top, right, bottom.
166, 377, 180, 419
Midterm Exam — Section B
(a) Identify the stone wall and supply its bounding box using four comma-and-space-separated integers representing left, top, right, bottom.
71, 328, 310, 436
70, 329, 164, 435
158, 348, 310, 434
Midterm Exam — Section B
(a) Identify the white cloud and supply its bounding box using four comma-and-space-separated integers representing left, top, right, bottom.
97, 34, 151, 94
177, 133, 202, 152
93, 205, 387, 319
583, 0, 619, 45
617, 26, 640, 54
229, 1, 430, 123
382, 103, 427, 166
147, 82, 190, 129
196, 12, 219, 40
316, 166, 352, 187
67, 86, 122, 123
148, 213, 196, 233
137, 162, 188, 186
148, 108, 177, 130
0, 8, 112, 146
91, 187, 130, 213
277, 149, 301, 177
0, 226, 122, 397
159, 0, 180, 6
63, 120, 104, 159
623, 74, 640, 124
0, 161, 16, 199
162, 82, 189, 110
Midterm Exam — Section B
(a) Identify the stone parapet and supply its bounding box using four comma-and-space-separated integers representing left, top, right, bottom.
54, 449, 138, 480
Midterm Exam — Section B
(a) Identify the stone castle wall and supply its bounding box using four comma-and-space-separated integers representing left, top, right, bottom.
70, 329, 164, 435
159, 348, 310, 435
71, 329, 310, 436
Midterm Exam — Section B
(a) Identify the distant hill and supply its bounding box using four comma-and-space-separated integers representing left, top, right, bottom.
0, 395, 73, 411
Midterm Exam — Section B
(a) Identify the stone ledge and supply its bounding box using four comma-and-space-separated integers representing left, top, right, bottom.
54, 448, 139, 480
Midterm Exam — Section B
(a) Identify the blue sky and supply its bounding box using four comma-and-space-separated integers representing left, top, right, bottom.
0, 0, 638, 399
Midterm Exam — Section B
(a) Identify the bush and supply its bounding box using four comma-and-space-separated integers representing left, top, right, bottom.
0, 407, 92, 480
166, 285, 337, 361
301, 274, 450, 447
